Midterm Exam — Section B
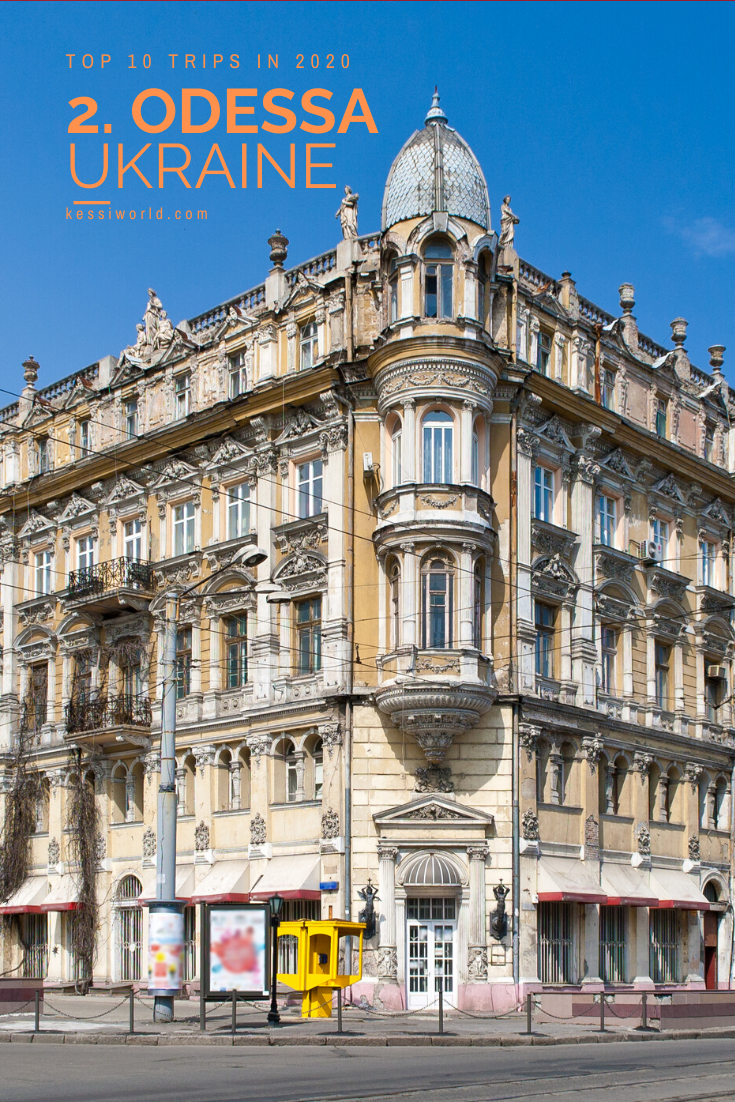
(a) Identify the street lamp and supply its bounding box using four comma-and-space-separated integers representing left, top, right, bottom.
268, 894, 284, 1025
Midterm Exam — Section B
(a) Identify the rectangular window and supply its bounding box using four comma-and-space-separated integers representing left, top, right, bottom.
227, 482, 251, 539
423, 566, 454, 650
175, 374, 191, 418
700, 540, 717, 588
176, 627, 192, 699
38, 437, 50, 473
299, 321, 318, 370
538, 902, 574, 984
422, 417, 454, 483
533, 466, 555, 523
229, 351, 248, 398
79, 420, 91, 457
286, 750, 298, 802
537, 330, 552, 375
473, 567, 483, 650
655, 398, 667, 438
173, 501, 196, 557
599, 906, 626, 983
601, 368, 616, 411
597, 494, 617, 547
535, 602, 555, 678
651, 518, 669, 561
650, 910, 678, 983
389, 275, 399, 323
655, 642, 670, 709
704, 424, 715, 463
226, 615, 248, 688
125, 399, 138, 439
296, 597, 322, 674
76, 535, 94, 572
314, 749, 323, 799
297, 459, 323, 519
516, 319, 527, 362
425, 264, 453, 318
124, 518, 143, 561
705, 675, 722, 723
35, 550, 52, 596
601, 626, 617, 694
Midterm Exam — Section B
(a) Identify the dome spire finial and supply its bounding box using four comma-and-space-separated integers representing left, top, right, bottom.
425, 87, 448, 126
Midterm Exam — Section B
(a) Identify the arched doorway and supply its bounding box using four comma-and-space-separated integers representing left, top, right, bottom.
114, 874, 143, 982
703, 881, 721, 990
403, 853, 462, 1009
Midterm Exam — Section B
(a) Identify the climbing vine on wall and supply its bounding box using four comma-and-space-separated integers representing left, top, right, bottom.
66, 749, 100, 993
0, 726, 41, 906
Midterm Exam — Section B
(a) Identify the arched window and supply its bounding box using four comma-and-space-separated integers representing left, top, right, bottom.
473, 561, 483, 650
388, 256, 399, 322
422, 410, 453, 483
424, 240, 453, 318
477, 253, 489, 327
391, 420, 403, 487
421, 556, 454, 649
390, 561, 401, 650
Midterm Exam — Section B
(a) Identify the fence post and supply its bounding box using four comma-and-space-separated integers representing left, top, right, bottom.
438, 985, 444, 1035
599, 992, 605, 1033
129, 989, 135, 1035
641, 991, 648, 1031
231, 991, 237, 1036
34, 989, 40, 1033
337, 988, 343, 1034
525, 992, 532, 1035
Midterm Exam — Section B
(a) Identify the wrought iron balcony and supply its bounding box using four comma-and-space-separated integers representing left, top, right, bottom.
65, 557, 154, 613
65, 693, 152, 735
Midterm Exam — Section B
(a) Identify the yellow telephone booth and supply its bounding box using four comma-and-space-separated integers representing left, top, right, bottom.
276, 919, 364, 1018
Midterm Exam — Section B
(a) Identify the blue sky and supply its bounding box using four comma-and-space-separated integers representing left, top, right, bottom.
1, 1, 734, 391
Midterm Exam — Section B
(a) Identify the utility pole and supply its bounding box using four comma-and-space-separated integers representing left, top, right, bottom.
154, 591, 179, 1023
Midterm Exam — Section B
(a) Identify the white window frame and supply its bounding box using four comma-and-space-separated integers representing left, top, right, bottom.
422, 411, 454, 484
391, 426, 403, 488
651, 517, 670, 564
227, 482, 251, 539
700, 539, 718, 588
123, 518, 143, 561
125, 399, 138, 440
533, 465, 555, 524
229, 352, 248, 398
172, 501, 196, 557
597, 493, 617, 548
79, 421, 92, 458
35, 550, 53, 596
299, 321, 318, 370
175, 374, 191, 418
297, 459, 323, 519
76, 535, 94, 571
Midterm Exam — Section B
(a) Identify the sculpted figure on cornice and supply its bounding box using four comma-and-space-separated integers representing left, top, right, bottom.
120, 289, 178, 367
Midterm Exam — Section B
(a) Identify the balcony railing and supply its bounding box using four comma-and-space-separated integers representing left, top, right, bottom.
65, 694, 152, 734
67, 558, 153, 600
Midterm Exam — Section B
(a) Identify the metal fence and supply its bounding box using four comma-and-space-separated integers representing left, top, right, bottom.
66, 693, 152, 733
67, 557, 153, 599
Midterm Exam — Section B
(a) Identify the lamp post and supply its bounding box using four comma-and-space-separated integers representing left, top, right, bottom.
268, 894, 284, 1024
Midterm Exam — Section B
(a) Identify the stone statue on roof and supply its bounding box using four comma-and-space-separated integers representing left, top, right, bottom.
498, 195, 519, 257
336, 185, 359, 239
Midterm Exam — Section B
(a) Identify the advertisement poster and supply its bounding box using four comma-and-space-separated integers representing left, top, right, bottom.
207, 905, 268, 996
147, 906, 184, 995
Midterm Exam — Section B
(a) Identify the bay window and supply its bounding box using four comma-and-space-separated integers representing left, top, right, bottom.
424, 240, 453, 319
421, 556, 454, 649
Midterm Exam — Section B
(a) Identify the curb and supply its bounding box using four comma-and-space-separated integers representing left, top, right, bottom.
3, 1026, 735, 1048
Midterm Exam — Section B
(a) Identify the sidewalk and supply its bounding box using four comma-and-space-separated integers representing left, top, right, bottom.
2, 993, 735, 1047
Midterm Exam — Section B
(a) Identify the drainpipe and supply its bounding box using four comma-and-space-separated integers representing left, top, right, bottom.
510, 393, 520, 991
332, 387, 355, 920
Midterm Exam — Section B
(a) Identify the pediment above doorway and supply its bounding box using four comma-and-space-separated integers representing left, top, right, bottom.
373, 793, 494, 831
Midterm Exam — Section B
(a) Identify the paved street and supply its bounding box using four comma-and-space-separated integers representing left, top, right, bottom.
1, 1038, 734, 1102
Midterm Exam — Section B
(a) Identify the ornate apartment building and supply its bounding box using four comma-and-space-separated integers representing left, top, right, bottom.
0, 93, 733, 1009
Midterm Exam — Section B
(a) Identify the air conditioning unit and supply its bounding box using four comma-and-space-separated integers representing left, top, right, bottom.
640, 540, 663, 563
707, 664, 727, 680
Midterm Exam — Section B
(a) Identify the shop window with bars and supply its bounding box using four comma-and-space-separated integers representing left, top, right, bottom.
537, 901, 574, 983
21, 914, 48, 979
650, 910, 678, 983
599, 906, 626, 983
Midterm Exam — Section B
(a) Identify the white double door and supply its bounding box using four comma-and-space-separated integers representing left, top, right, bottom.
407, 919, 456, 1008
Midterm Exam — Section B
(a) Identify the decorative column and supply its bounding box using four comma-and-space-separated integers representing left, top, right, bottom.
286, 322, 298, 373
400, 542, 417, 648
402, 398, 416, 482
293, 750, 306, 803
377, 845, 398, 981
604, 760, 616, 815
175, 765, 187, 816
229, 760, 242, 811
646, 630, 657, 704
571, 453, 599, 705
657, 774, 669, 822
125, 773, 136, 822
467, 845, 489, 982
548, 742, 563, 805
459, 543, 475, 649
460, 401, 474, 483
399, 262, 413, 321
